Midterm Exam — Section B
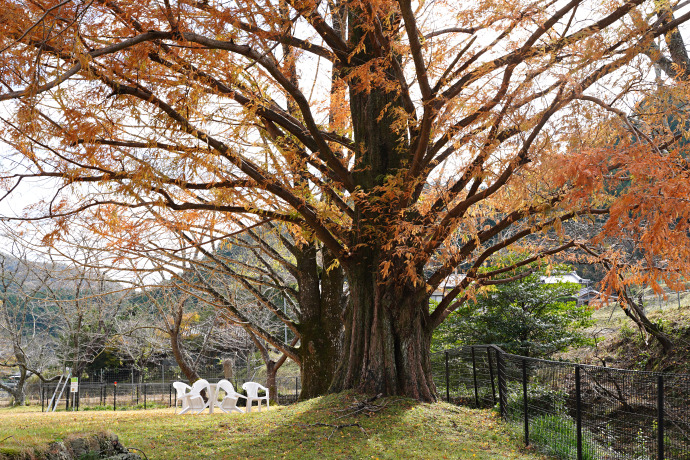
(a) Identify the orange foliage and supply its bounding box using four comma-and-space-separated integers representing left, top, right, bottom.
0, 0, 688, 327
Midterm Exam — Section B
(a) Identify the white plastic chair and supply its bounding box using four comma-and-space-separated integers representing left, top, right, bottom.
242, 382, 269, 412
191, 378, 211, 411
173, 381, 205, 415
216, 379, 247, 414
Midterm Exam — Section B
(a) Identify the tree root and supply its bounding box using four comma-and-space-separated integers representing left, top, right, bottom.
293, 422, 367, 440
333, 393, 388, 419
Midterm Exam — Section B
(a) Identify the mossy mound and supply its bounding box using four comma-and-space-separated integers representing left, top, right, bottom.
1, 432, 141, 460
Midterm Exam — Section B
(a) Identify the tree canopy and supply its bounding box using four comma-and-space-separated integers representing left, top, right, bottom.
2, 0, 690, 401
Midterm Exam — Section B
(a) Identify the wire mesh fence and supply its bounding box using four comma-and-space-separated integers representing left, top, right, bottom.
4, 374, 302, 411
80, 364, 226, 385
432, 345, 690, 460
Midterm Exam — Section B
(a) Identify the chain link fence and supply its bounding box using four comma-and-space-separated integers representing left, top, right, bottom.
432, 345, 690, 460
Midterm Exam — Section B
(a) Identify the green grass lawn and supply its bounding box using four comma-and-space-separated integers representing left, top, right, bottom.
0, 391, 548, 459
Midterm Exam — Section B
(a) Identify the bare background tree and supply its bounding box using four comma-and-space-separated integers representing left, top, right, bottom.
0, 241, 58, 405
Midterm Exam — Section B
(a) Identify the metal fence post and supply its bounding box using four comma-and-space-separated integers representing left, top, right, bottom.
496, 348, 506, 419
445, 350, 450, 402
522, 358, 529, 446
113, 382, 117, 411
658, 374, 664, 460
471, 347, 479, 407
575, 366, 582, 460
144, 383, 147, 409
487, 348, 496, 406
169, 383, 172, 407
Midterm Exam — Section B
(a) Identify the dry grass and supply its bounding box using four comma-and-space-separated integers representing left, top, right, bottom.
560, 298, 690, 373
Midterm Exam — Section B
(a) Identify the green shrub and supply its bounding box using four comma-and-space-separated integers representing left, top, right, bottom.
81, 405, 113, 411
130, 402, 168, 410
505, 384, 568, 419
80, 402, 169, 411
432, 263, 594, 358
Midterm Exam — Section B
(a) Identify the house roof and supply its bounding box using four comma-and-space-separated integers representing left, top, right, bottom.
577, 287, 600, 299
540, 271, 590, 285
431, 273, 466, 294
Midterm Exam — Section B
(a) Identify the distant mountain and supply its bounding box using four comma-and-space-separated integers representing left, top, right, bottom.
0, 251, 122, 293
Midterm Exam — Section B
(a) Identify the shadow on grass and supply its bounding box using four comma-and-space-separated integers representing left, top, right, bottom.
156, 391, 537, 460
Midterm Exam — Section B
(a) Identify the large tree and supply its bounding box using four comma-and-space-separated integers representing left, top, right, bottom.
2, 0, 690, 401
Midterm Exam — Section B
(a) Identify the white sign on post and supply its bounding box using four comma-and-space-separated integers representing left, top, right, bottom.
70, 377, 78, 393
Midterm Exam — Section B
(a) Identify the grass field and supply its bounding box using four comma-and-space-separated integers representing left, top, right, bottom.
589, 291, 689, 328
0, 391, 549, 459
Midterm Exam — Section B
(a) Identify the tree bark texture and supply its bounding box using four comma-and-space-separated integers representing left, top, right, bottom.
330, 258, 436, 401
264, 360, 277, 403
295, 244, 345, 399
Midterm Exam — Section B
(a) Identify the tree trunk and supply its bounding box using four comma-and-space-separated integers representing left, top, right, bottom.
298, 317, 342, 399
622, 292, 674, 353
11, 349, 28, 406
327, 8, 435, 401
10, 388, 26, 406
295, 244, 345, 399
169, 330, 200, 383
265, 360, 277, 403
330, 259, 437, 402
